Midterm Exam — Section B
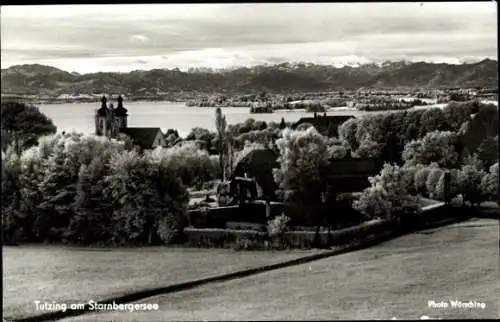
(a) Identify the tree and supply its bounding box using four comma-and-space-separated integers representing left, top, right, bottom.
37, 141, 79, 242
435, 169, 460, 201
418, 108, 449, 137
273, 127, 330, 208
104, 151, 162, 244
481, 162, 499, 202
328, 145, 348, 160
234, 128, 279, 151
253, 120, 267, 131
402, 131, 459, 168
354, 163, 413, 219
477, 136, 498, 169
18, 146, 48, 242
442, 101, 477, 131
1, 101, 57, 153
65, 136, 127, 244
413, 163, 439, 196
154, 158, 190, 244
215, 107, 229, 181
457, 164, 487, 206
338, 117, 359, 151
1, 148, 25, 243
355, 134, 382, 159
401, 164, 424, 195
69, 157, 113, 244
239, 118, 256, 134
150, 142, 218, 189
352, 184, 392, 219
185, 127, 215, 151
459, 103, 498, 155
426, 168, 445, 199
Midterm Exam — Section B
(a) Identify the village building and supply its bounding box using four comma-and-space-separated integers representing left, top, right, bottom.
95, 95, 165, 150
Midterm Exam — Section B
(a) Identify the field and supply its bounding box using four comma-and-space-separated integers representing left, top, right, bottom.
2, 246, 319, 320
62, 218, 499, 321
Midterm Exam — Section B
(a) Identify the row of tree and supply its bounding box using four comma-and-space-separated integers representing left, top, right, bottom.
338, 100, 498, 165
1, 132, 219, 245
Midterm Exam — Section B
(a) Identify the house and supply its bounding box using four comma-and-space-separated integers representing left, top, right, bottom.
94, 95, 165, 150
120, 127, 165, 151
230, 148, 279, 201
324, 157, 383, 198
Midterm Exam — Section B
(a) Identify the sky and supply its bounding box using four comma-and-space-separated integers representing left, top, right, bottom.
1, 2, 497, 74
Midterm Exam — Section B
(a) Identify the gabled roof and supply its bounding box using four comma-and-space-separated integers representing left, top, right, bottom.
120, 127, 162, 149
231, 148, 279, 199
294, 115, 355, 128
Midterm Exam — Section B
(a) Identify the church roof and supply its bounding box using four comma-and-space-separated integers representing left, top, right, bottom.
114, 106, 128, 116
114, 95, 128, 116
96, 96, 109, 116
294, 115, 355, 128
120, 127, 162, 149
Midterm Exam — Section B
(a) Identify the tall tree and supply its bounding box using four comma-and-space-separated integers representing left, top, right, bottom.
1, 101, 57, 153
1, 148, 24, 243
215, 107, 228, 181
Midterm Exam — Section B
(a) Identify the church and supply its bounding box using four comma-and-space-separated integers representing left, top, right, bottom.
95, 95, 166, 150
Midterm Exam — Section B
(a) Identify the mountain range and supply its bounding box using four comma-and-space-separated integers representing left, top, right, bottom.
1, 59, 497, 97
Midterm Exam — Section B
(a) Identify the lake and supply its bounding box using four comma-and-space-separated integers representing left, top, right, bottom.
37, 100, 497, 137
37, 102, 368, 137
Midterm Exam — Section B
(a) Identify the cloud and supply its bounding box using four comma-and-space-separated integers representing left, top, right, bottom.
1, 2, 497, 73
129, 34, 150, 43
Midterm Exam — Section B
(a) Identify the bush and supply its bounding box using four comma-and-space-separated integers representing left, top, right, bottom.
231, 236, 264, 251
216, 181, 233, 206
426, 168, 445, 199
481, 162, 499, 202
354, 163, 415, 219
353, 185, 392, 219
183, 228, 267, 249
150, 142, 218, 188
401, 164, 424, 195
435, 169, 460, 201
326, 137, 351, 160
457, 164, 487, 206
267, 213, 291, 238
414, 163, 439, 196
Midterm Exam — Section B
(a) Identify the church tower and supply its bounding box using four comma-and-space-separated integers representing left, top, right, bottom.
113, 95, 128, 132
95, 96, 108, 136
95, 95, 128, 138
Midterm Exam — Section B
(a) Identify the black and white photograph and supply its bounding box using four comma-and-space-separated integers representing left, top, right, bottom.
1, 2, 499, 321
